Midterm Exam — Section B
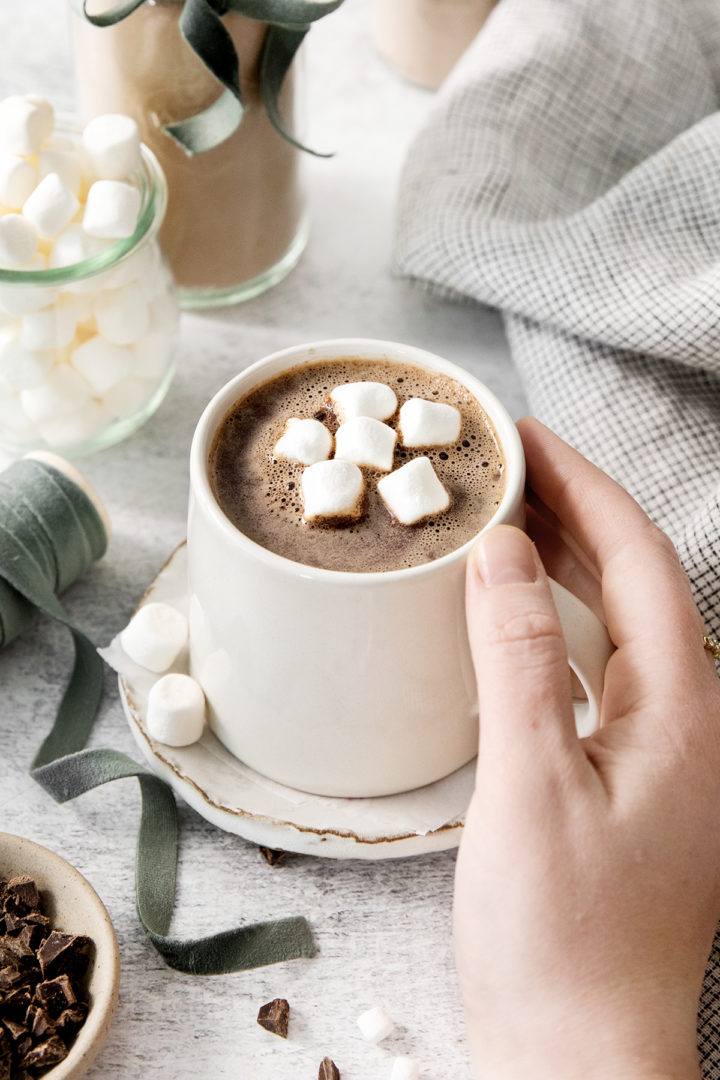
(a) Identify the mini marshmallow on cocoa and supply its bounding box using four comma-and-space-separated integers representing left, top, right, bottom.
147, 673, 206, 747
377, 456, 450, 525
82, 113, 141, 181
274, 417, 333, 465
398, 398, 461, 448
301, 459, 364, 523
334, 416, 397, 472
121, 601, 189, 673
330, 380, 397, 422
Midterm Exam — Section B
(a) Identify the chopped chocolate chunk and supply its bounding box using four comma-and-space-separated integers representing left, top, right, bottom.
55, 1003, 88, 1043
0, 874, 93, 1079
15, 1038, 30, 1061
0, 967, 25, 993
37, 931, 91, 980
318, 1057, 341, 1080
1, 987, 32, 1020
0, 936, 33, 967
20, 1034, 68, 1070
0, 1028, 10, 1080
34, 975, 76, 1019
3, 879, 40, 918
1, 1018, 26, 1043
257, 998, 290, 1038
26, 1005, 54, 1042
259, 847, 287, 867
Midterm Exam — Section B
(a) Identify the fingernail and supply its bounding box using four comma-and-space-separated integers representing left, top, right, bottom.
472, 526, 538, 586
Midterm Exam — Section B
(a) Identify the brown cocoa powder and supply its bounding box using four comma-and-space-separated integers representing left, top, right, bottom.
73, 1, 305, 293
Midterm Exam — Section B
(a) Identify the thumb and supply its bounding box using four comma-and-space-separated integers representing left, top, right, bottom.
466, 525, 579, 770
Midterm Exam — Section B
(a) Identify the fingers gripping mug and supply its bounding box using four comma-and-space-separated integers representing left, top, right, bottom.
187, 339, 613, 797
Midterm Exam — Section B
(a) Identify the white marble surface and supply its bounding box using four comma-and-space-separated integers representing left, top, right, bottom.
0, 2, 524, 1077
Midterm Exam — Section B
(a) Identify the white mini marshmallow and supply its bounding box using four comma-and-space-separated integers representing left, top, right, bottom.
38, 401, 110, 450
377, 456, 450, 525
274, 417, 333, 465
49, 223, 110, 271
0, 96, 53, 157
356, 1006, 394, 1043
0, 213, 37, 268
94, 282, 149, 345
102, 375, 155, 419
334, 416, 397, 472
37, 147, 82, 198
20, 300, 77, 350
83, 179, 141, 240
0, 154, 36, 210
22, 173, 79, 240
0, 333, 53, 390
22, 95, 54, 141
121, 601, 189, 672
398, 398, 461, 448
82, 114, 141, 181
0, 394, 36, 437
390, 1058, 420, 1080
147, 673, 206, 747
21, 363, 92, 423
71, 336, 135, 395
301, 459, 364, 523
0, 254, 53, 315
330, 380, 398, 422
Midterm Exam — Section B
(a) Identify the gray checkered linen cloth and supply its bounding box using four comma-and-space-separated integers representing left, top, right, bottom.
393, 0, 720, 1070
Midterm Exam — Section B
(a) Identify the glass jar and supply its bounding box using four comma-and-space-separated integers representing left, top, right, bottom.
373, 0, 498, 90
0, 119, 178, 457
71, 1, 308, 309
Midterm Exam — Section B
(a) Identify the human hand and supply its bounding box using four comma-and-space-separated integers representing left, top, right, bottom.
454, 417, 720, 1080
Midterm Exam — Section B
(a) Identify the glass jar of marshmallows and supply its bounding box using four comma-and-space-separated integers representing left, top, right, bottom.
0, 99, 178, 456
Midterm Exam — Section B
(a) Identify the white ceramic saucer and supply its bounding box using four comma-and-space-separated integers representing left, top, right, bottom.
117, 544, 473, 861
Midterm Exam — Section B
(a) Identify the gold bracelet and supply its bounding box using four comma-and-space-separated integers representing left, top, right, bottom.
703, 635, 720, 661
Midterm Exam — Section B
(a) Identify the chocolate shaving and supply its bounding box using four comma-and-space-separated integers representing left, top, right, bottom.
257, 998, 290, 1038
318, 1057, 341, 1079
259, 847, 287, 867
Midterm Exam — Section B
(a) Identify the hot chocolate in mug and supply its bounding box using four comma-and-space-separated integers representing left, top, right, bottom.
187, 338, 613, 797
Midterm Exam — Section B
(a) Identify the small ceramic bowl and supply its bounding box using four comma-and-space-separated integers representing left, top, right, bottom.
0, 832, 120, 1079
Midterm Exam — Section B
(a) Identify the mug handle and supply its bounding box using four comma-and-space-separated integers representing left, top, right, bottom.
549, 578, 614, 738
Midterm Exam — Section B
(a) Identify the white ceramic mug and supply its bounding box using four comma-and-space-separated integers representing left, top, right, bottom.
187, 338, 613, 797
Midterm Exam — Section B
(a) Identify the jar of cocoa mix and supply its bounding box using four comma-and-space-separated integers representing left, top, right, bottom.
70, 0, 308, 308
373, 0, 499, 90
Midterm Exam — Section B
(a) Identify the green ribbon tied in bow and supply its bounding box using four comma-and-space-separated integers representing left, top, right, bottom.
80, 0, 346, 155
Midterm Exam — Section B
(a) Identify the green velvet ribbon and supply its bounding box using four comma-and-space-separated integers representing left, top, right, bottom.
80, 0, 345, 155
1, 457, 315, 973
